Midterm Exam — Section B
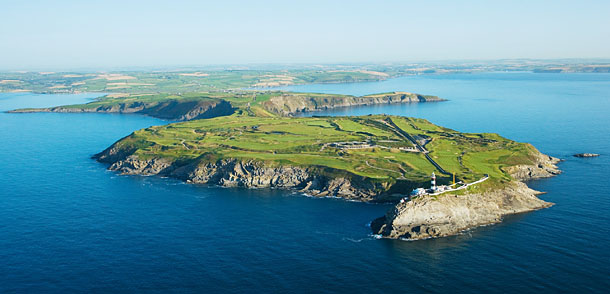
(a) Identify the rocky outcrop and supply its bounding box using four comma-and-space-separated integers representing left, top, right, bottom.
573, 153, 600, 158
372, 152, 561, 240
371, 181, 552, 240
94, 147, 389, 201
503, 153, 561, 181
10, 99, 234, 121
261, 92, 445, 116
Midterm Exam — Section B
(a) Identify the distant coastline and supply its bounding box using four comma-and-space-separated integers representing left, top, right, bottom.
2, 61, 610, 95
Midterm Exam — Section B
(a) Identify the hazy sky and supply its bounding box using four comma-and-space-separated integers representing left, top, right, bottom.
1, 0, 609, 70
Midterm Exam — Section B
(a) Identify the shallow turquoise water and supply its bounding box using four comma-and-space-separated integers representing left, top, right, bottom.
1, 73, 609, 293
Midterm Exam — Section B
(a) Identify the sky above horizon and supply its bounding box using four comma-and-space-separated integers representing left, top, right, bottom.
1, 0, 609, 70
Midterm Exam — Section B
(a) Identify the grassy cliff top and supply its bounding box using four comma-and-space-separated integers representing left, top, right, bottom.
109, 114, 539, 185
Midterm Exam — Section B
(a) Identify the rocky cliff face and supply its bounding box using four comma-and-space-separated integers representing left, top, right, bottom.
261, 92, 445, 116
11, 99, 234, 121
371, 181, 552, 240
94, 146, 389, 201
503, 152, 561, 181
371, 155, 561, 240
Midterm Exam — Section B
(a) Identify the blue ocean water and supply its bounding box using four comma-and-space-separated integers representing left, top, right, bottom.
1, 73, 609, 293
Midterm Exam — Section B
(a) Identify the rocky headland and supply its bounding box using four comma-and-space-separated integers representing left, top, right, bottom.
9, 91, 445, 121
371, 154, 561, 240
261, 92, 445, 116
9, 99, 235, 121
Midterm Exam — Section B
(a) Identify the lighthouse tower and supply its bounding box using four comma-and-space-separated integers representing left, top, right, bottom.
431, 172, 436, 189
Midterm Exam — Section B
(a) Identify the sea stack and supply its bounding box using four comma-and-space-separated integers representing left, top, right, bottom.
573, 153, 600, 158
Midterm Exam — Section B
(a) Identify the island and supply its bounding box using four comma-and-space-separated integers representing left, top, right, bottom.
93, 111, 559, 239
7, 89, 560, 241
573, 153, 600, 158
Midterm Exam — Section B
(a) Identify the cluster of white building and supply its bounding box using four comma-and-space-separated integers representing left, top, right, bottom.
406, 172, 489, 200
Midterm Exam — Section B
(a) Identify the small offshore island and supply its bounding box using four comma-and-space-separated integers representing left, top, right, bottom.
573, 153, 600, 158
11, 89, 560, 240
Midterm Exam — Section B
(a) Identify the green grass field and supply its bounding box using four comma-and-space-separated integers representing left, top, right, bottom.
112, 114, 540, 187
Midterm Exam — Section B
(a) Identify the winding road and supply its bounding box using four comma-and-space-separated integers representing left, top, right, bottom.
383, 118, 452, 176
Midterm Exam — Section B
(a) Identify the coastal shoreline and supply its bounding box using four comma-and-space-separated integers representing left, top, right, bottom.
371, 155, 561, 240
94, 125, 562, 240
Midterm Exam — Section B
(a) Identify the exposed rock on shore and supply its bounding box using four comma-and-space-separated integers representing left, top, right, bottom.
502, 152, 561, 181
94, 146, 389, 201
371, 155, 561, 240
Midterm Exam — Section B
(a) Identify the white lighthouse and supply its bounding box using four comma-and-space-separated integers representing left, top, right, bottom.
431, 172, 436, 189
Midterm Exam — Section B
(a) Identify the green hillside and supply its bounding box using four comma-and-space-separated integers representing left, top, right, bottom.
109, 114, 539, 188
